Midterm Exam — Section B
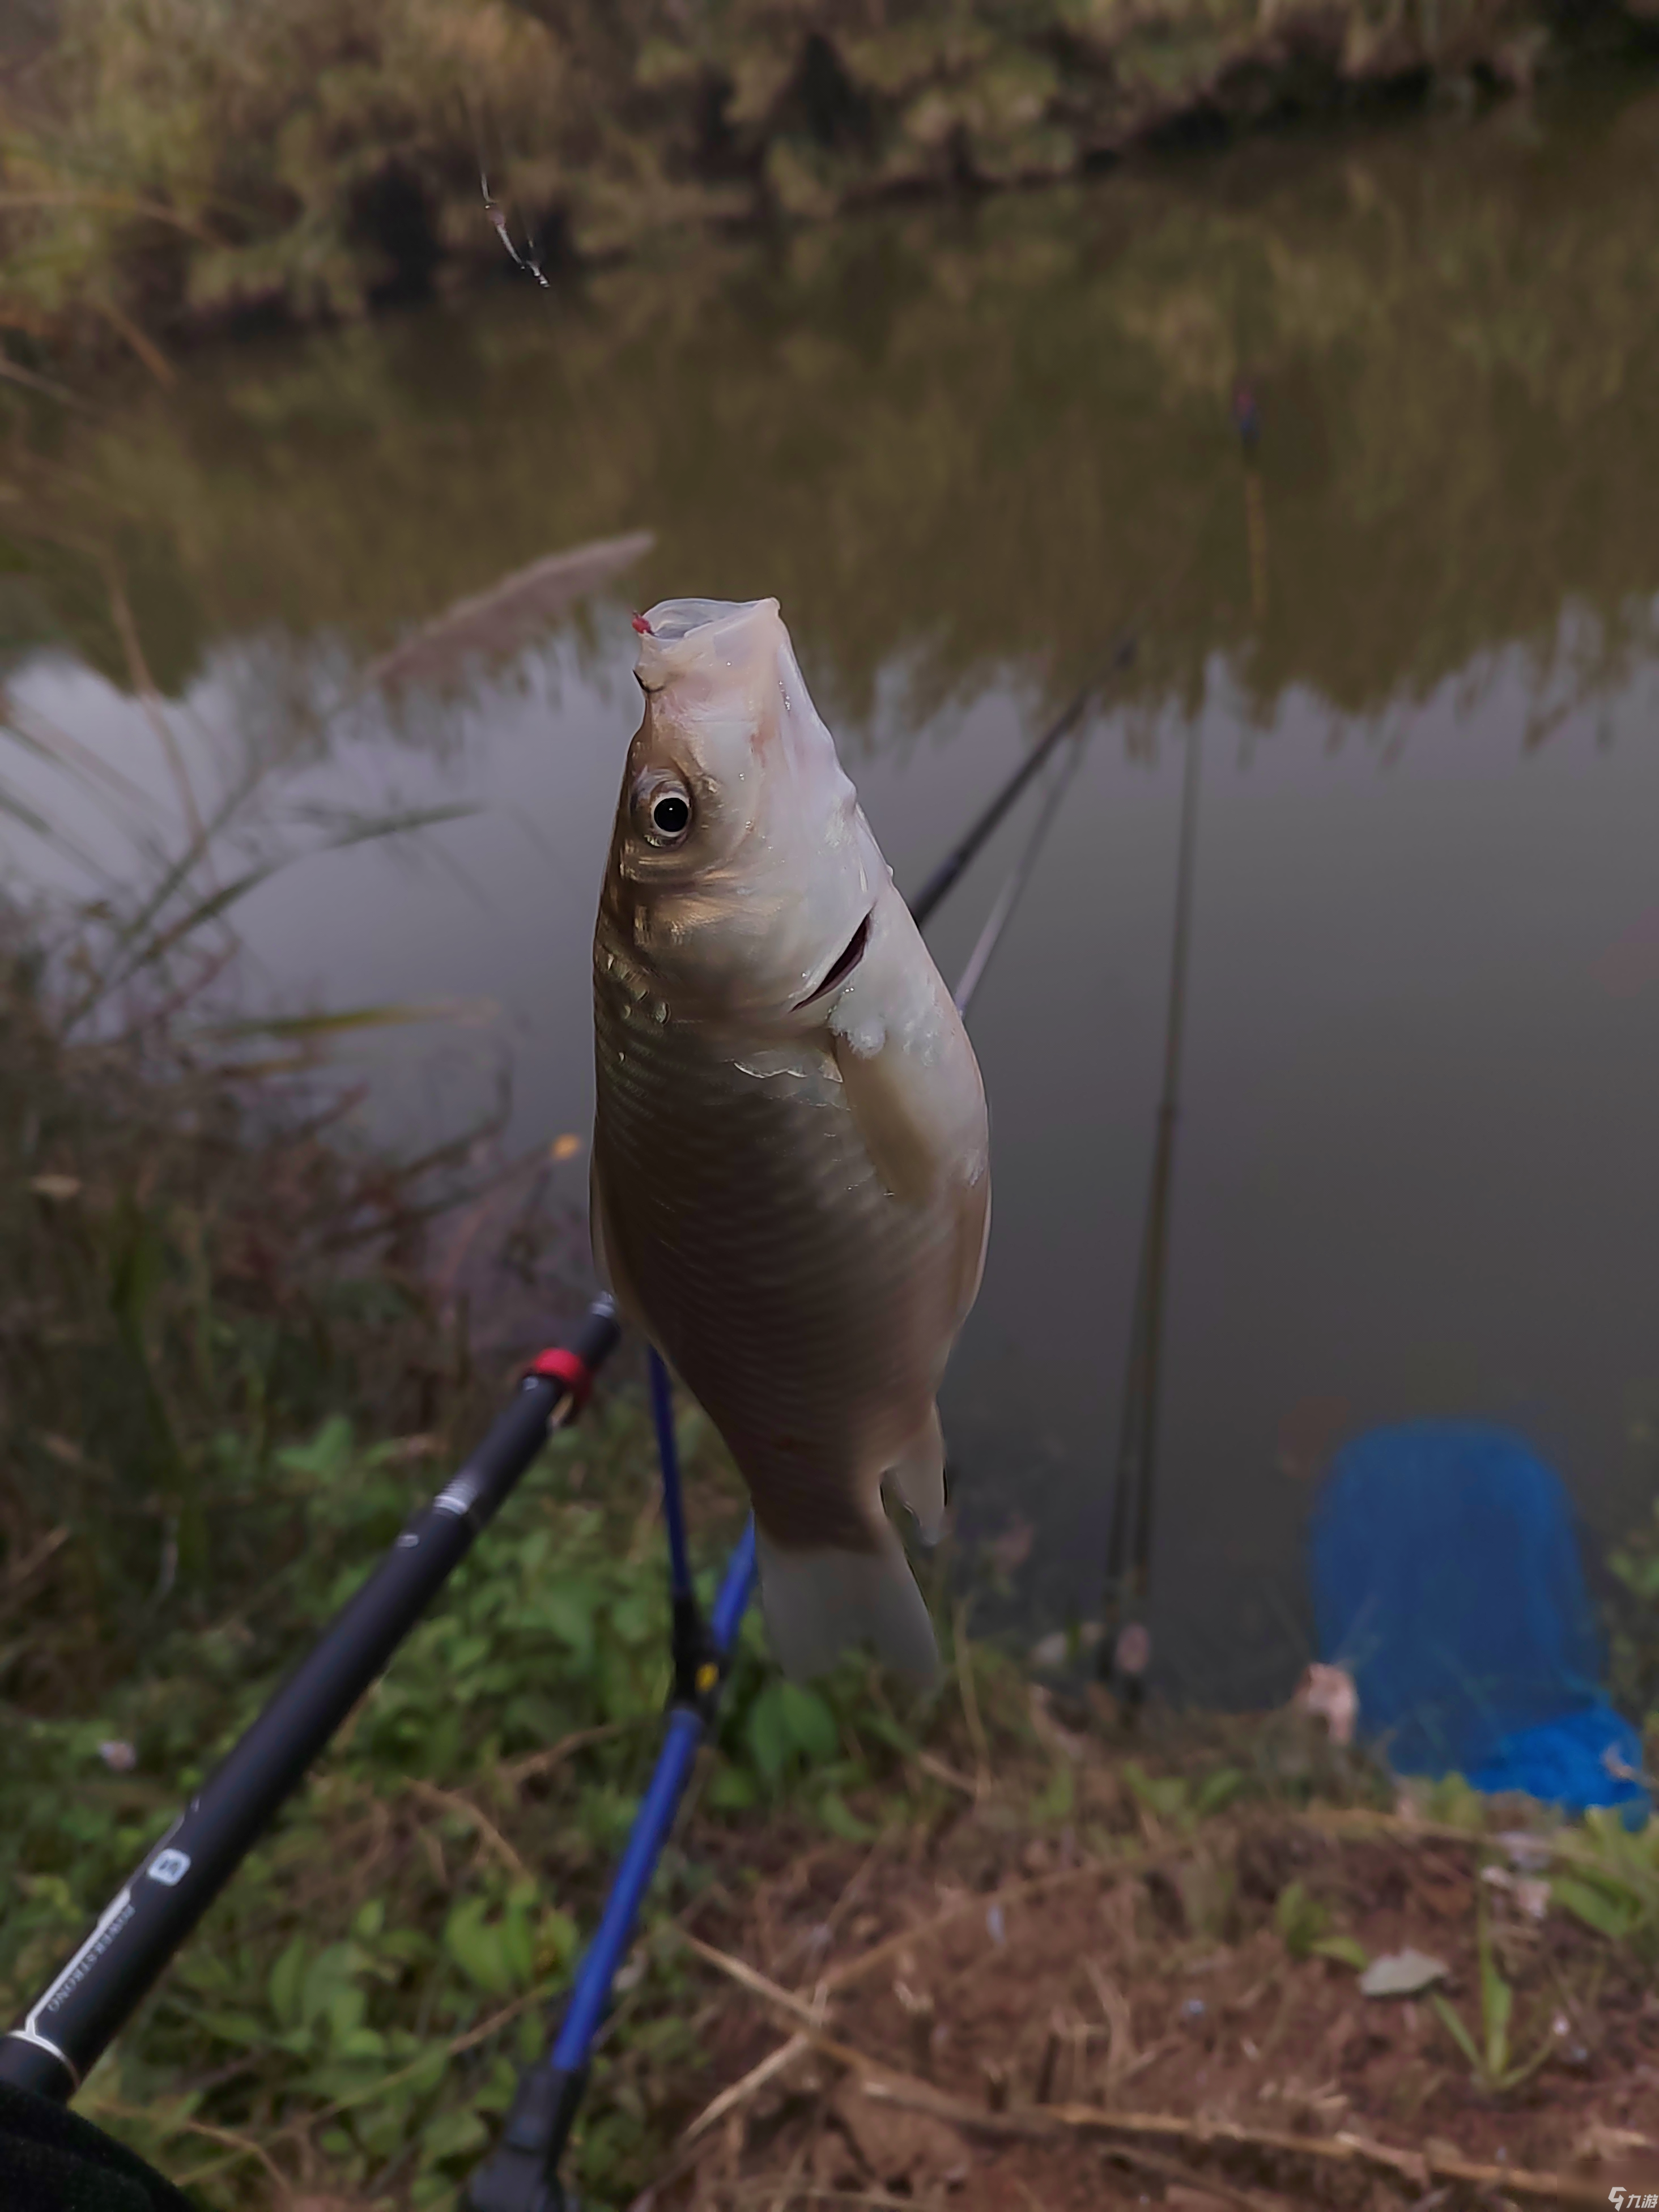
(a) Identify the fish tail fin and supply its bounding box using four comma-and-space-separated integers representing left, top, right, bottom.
883, 1405, 946, 1546
755, 1523, 938, 1686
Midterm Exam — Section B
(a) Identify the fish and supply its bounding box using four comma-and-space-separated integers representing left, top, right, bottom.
590, 596, 990, 1684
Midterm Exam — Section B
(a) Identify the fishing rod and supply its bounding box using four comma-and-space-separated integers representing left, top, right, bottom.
909, 631, 1135, 929
1098, 717, 1203, 1705
0, 1299, 621, 2102
466, 1414, 753, 2212
1096, 390, 1264, 1701
951, 720, 1094, 1015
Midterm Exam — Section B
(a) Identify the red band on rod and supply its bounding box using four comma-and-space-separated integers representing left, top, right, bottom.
528, 1346, 594, 1410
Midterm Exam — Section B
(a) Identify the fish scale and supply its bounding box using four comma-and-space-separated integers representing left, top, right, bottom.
590, 595, 988, 1680
594, 1003, 947, 1533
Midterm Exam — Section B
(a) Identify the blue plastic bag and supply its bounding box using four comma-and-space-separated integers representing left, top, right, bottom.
1308, 1422, 1647, 1820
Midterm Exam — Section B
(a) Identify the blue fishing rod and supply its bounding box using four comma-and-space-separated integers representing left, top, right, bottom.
467, 1360, 755, 2212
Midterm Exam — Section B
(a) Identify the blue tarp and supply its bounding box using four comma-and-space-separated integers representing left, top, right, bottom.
1308, 1421, 1648, 1820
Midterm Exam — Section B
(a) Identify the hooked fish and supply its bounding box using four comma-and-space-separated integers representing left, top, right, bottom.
590, 597, 990, 1684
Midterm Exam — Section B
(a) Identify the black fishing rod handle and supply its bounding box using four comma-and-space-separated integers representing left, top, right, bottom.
0, 1297, 620, 2102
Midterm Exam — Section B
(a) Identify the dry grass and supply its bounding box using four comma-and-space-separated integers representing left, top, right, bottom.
660, 1727, 1659, 2212
6, 0, 1649, 368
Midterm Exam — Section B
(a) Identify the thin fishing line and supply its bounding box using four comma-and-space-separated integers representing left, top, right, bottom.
1100, 716, 1204, 1677
952, 720, 1092, 1016
647, 1343, 694, 1607
910, 632, 1133, 929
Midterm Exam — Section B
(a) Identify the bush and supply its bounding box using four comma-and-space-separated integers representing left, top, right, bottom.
5, 0, 1621, 362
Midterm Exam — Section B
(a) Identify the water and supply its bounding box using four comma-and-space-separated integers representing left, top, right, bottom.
6, 74, 1659, 1704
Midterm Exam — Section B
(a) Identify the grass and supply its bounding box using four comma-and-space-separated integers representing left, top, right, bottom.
0, 1384, 1014, 2207
1427, 1880, 1556, 2091
0, 699, 495, 1716
6, 0, 1657, 369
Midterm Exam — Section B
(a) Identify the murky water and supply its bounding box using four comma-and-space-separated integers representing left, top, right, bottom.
7, 73, 1659, 1702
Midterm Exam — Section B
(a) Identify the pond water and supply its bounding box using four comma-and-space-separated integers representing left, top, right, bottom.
6, 71, 1659, 1704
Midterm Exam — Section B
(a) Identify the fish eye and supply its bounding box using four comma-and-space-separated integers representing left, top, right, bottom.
636, 776, 694, 847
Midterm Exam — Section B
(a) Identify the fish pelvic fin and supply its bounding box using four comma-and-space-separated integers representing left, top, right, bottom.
884, 1406, 946, 1546
755, 1523, 938, 1687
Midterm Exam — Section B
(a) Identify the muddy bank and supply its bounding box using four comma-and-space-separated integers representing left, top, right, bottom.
5, 0, 1659, 365
671, 1738, 1659, 2212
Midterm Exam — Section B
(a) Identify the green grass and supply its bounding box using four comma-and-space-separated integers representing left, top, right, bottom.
0, 1390, 996, 2207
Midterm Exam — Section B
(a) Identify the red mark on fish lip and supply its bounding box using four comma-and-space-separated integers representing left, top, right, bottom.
631, 612, 653, 635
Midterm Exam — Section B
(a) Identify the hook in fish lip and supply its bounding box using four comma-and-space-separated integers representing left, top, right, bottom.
795, 909, 874, 1009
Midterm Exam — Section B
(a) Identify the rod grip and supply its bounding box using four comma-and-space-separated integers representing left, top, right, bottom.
0, 1299, 619, 2099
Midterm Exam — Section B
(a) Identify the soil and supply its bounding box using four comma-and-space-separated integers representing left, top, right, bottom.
654, 1768, 1659, 2211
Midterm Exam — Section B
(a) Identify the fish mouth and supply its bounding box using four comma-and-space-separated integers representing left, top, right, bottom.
795, 909, 873, 1009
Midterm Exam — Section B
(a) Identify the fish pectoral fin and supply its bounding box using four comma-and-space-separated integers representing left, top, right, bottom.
832, 1029, 942, 1205
755, 1523, 938, 1686
884, 1407, 946, 1546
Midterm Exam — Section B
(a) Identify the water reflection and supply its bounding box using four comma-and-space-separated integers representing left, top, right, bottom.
8, 75, 1659, 728
5, 75, 1659, 1699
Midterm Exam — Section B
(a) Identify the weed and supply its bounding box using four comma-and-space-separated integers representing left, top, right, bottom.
1608, 1477, 1659, 1727
1549, 1808, 1659, 1959
1121, 1760, 1244, 1836
1430, 1886, 1554, 2094
1273, 1878, 1366, 1969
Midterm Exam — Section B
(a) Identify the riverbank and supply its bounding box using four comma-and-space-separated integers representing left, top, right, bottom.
4, 0, 1659, 371
1, 928, 1654, 2203
682, 1767, 1659, 2211
4, 891, 1659, 2206
12, 1554, 1659, 2212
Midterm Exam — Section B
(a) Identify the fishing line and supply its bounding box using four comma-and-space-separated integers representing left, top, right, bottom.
1096, 396, 1263, 1698
951, 720, 1092, 1016
1099, 706, 1204, 1704
647, 1346, 693, 1607
909, 632, 1135, 930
